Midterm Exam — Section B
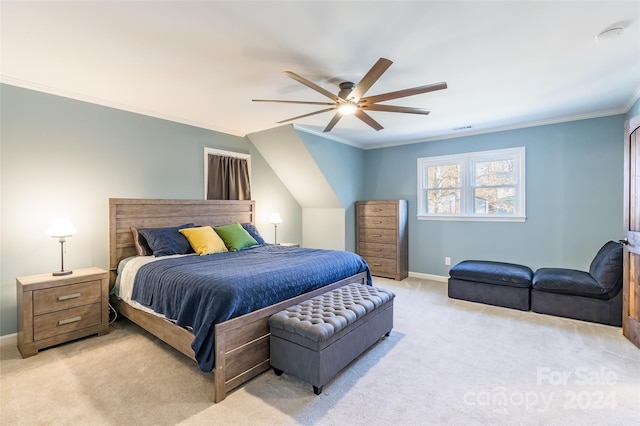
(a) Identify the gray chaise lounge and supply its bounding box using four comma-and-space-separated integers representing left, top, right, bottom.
448, 241, 623, 326
531, 241, 623, 326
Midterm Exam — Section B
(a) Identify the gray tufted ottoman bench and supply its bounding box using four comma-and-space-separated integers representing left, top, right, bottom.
268, 283, 395, 395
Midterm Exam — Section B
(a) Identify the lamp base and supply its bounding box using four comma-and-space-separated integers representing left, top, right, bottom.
52, 270, 73, 276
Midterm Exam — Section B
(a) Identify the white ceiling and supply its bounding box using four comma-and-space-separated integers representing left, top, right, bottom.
1, 1, 639, 149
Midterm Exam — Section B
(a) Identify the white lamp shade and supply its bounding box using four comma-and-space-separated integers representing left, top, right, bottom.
269, 212, 282, 225
47, 217, 76, 237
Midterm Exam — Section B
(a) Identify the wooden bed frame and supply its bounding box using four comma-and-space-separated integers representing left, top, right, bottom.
108, 198, 368, 402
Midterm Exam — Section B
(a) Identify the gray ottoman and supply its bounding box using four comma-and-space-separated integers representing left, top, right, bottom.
269, 283, 395, 395
448, 260, 533, 311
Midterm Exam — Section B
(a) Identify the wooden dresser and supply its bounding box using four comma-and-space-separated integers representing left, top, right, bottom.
17, 267, 109, 357
356, 200, 408, 280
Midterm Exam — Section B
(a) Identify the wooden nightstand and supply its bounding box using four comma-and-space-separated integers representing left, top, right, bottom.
279, 242, 300, 247
17, 267, 109, 358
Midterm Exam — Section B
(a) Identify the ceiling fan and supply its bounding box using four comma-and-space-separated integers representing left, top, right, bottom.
253, 57, 447, 132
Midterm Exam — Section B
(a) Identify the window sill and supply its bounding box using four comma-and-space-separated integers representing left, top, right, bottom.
417, 215, 526, 223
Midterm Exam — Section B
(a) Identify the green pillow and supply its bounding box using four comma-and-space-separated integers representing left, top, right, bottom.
214, 222, 258, 252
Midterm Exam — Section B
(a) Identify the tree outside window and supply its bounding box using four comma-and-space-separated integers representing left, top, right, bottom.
418, 147, 525, 222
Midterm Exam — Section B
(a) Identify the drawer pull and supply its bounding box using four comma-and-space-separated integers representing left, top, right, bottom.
372, 234, 382, 238
371, 263, 382, 266
58, 316, 81, 326
58, 293, 81, 301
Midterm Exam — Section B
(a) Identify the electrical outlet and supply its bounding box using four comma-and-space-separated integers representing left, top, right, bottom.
445, 257, 451, 266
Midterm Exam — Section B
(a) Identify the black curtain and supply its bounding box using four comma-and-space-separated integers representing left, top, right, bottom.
206, 155, 251, 200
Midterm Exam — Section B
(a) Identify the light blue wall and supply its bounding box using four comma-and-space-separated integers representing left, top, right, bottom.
297, 131, 366, 252
0, 84, 300, 335
362, 116, 625, 276
1, 81, 629, 337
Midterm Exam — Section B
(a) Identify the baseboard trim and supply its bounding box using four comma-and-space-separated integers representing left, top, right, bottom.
409, 272, 448, 282
0, 333, 17, 347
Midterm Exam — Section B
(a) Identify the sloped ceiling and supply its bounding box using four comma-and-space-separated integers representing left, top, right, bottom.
247, 125, 342, 209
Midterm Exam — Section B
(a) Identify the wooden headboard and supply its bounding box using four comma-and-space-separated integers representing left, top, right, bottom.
108, 198, 256, 287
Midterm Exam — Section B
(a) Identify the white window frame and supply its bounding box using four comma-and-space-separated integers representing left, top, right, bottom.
204, 147, 251, 199
417, 147, 526, 222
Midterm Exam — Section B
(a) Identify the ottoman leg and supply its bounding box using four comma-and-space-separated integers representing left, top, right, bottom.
313, 385, 323, 395
273, 368, 283, 376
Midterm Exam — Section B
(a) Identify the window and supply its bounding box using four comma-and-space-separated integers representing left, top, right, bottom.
417, 147, 525, 221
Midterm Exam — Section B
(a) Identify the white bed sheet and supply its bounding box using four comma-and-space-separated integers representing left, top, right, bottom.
116, 254, 190, 319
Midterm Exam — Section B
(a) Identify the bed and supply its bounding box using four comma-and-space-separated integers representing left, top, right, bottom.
108, 198, 370, 402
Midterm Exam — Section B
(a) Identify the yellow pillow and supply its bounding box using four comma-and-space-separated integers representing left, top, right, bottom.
179, 226, 228, 256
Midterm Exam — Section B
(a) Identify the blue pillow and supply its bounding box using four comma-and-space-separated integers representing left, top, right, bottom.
130, 226, 152, 256
138, 223, 195, 257
241, 222, 266, 245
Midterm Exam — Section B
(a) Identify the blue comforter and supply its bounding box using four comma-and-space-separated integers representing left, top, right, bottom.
131, 244, 371, 371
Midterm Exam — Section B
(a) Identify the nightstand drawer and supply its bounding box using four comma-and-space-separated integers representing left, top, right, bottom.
17, 267, 109, 358
33, 303, 102, 341
33, 280, 101, 316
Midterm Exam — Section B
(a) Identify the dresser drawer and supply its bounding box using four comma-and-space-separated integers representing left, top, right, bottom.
361, 255, 398, 275
358, 228, 397, 244
358, 242, 396, 259
357, 203, 397, 217
358, 216, 397, 229
33, 303, 102, 341
33, 280, 102, 316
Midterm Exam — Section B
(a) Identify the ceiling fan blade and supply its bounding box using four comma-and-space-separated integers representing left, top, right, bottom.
253, 99, 336, 106
360, 104, 431, 115
360, 82, 447, 104
277, 107, 336, 124
323, 111, 343, 132
354, 109, 384, 131
283, 71, 340, 102
349, 57, 393, 101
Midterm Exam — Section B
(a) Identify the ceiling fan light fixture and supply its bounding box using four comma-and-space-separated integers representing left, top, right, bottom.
338, 102, 357, 115
338, 82, 356, 100
255, 58, 448, 132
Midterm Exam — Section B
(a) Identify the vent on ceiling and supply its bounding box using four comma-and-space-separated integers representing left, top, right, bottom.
452, 125, 472, 131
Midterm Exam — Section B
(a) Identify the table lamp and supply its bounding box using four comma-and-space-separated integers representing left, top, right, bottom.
269, 212, 282, 244
47, 217, 76, 276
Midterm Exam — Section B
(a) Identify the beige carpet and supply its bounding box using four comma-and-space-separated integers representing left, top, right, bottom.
1, 277, 639, 425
